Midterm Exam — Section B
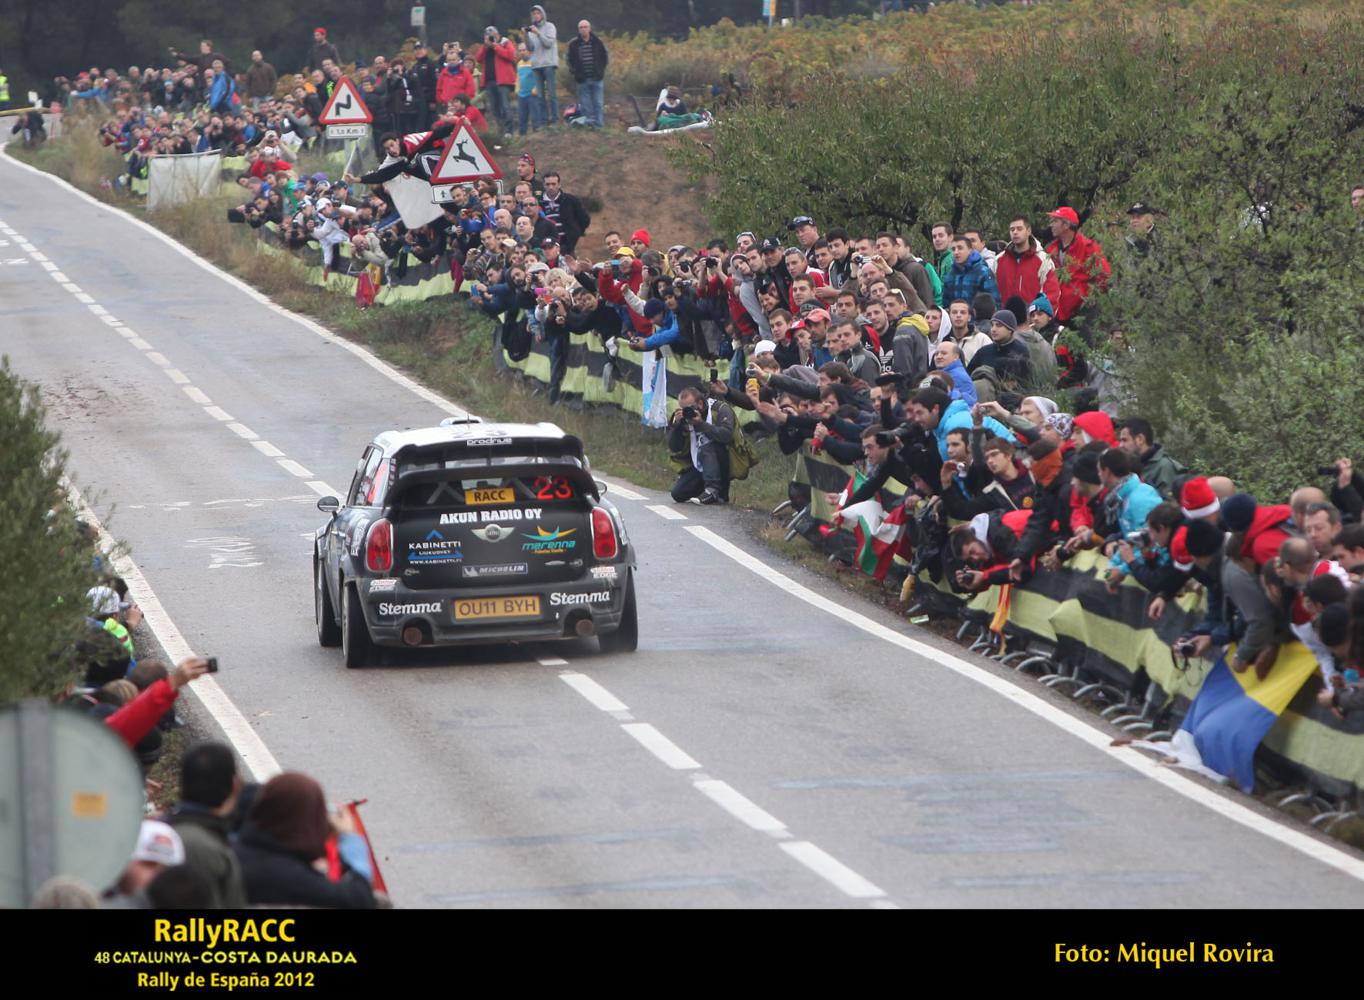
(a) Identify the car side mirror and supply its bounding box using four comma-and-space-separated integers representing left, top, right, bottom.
317, 495, 341, 514
594, 480, 607, 495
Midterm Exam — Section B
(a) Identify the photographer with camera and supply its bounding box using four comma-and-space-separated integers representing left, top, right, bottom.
475, 26, 518, 132
668, 386, 735, 505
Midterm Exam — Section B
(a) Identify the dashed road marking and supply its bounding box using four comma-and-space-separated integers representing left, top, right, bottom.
163, 369, 190, 385
251, 440, 285, 458
646, 504, 687, 521
183, 386, 212, 405
226, 422, 258, 440
622, 723, 701, 770
277, 458, 313, 478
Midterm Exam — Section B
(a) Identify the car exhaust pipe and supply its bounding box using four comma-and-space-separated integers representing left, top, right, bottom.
574, 617, 596, 638
402, 626, 425, 646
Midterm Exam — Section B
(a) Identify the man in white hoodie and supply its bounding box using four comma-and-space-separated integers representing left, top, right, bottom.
525, 6, 559, 125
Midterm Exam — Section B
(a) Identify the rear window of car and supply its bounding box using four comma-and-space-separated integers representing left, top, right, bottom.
393, 473, 586, 512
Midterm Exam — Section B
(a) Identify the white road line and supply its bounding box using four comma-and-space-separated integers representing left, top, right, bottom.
693, 779, 787, 834
779, 841, 887, 900
605, 484, 646, 501
305, 481, 339, 498
163, 369, 190, 385
117, 327, 138, 338
646, 504, 687, 521
144, 352, 171, 367
128, 337, 153, 351
40, 261, 58, 271
87, 303, 108, 316
99, 314, 123, 326
182, 386, 212, 405
73, 291, 95, 303
277, 458, 313, 478
621, 723, 702, 770
535, 656, 569, 667
66, 483, 282, 784
19, 241, 35, 252
684, 524, 1364, 883
29, 251, 47, 261
251, 440, 285, 458
5, 154, 472, 419
559, 671, 629, 712
226, 422, 258, 440
204, 406, 234, 422
51, 271, 68, 282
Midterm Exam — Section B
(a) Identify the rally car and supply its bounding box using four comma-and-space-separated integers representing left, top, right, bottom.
313, 418, 638, 667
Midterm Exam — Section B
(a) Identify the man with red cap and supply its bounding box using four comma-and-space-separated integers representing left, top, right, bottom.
1045, 206, 1110, 324
629, 228, 651, 255
308, 28, 340, 73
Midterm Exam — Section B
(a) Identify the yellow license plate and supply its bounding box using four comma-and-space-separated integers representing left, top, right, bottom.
453, 595, 542, 620
465, 487, 515, 506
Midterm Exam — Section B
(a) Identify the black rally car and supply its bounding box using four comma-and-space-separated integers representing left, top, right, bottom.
313, 419, 637, 667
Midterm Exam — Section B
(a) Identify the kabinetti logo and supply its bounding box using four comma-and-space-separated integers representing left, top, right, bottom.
407, 529, 462, 564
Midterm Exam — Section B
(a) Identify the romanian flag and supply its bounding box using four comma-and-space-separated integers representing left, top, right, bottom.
833, 473, 911, 581
1174, 644, 1320, 793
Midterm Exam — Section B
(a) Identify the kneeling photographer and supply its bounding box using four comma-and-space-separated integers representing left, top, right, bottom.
668, 385, 735, 505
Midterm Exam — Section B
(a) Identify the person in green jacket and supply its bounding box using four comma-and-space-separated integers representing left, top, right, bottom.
1118, 416, 1186, 499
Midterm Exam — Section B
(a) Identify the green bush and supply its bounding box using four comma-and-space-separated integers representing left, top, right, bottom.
0, 359, 105, 701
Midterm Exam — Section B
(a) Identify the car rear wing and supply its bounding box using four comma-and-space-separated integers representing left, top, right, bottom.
388, 441, 599, 503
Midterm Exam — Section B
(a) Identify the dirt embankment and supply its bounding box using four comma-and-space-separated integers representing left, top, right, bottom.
491, 128, 713, 261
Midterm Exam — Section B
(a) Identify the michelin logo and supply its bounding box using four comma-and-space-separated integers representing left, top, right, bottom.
549, 591, 612, 607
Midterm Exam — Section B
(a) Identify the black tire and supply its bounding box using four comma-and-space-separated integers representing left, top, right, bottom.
341, 584, 372, 669
598, 574, 638, 654
315, 556, 341, 647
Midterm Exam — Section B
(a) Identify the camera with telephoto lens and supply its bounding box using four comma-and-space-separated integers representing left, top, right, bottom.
682, 406, 699, 421
874, 431, 898, 448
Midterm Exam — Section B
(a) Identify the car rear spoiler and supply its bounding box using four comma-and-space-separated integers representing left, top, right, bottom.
389, 452, 600, 502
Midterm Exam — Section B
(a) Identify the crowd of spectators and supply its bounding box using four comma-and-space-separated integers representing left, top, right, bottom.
38, 16, 1364, 789
32, 567, 385, 909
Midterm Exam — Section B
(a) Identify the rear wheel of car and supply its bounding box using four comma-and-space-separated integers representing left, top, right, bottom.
341, 584, 372, 669
598, 574, 638, 654
315, 557, 341, 647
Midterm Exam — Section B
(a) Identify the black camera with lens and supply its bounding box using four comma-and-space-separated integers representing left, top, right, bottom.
1318, 464, 1342, 476
681, 406, 699, 421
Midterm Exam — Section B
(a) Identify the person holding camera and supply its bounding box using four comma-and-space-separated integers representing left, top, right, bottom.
475, 27, 518, 132
668, 386, 734, 505
525, 6, 561, 125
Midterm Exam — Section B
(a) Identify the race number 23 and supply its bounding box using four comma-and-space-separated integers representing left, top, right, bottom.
533, 477, 574, 501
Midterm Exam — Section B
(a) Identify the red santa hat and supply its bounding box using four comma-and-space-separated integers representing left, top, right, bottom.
1170, 525, 1194, 572
1180, 476, 1220, 520
630, 228, 651, 247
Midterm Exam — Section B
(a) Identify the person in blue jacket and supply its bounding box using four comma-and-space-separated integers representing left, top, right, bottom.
940, 236, 1000, 309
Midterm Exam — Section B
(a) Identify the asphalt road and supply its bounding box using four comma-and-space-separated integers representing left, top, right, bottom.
3, 149, 1361, 908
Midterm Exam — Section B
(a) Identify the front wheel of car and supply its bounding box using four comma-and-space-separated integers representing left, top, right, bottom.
315, 557, 341, 647
341, 584, 372, 669
598, 575, 638, 654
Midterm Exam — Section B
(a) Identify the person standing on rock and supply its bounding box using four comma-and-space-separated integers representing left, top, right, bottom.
525, 6, 560, 127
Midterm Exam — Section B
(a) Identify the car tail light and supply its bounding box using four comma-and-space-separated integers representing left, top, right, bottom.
365, 518, 393, 573
590, 508, 617, 560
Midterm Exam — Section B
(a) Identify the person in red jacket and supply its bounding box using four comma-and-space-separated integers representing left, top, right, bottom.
474, 27, 517, 132
996, 216, 1061, 308
1045, 206, 1111, 324
106, 657, 210, 750
596, 249, 650, 335
1220, 493, 1295, 568
435, 51, 477, 106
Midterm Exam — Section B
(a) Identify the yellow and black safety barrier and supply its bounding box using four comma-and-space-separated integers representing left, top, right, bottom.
795, 442, 1364, 797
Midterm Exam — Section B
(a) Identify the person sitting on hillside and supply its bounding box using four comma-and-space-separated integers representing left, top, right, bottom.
654, 85, 705, 129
